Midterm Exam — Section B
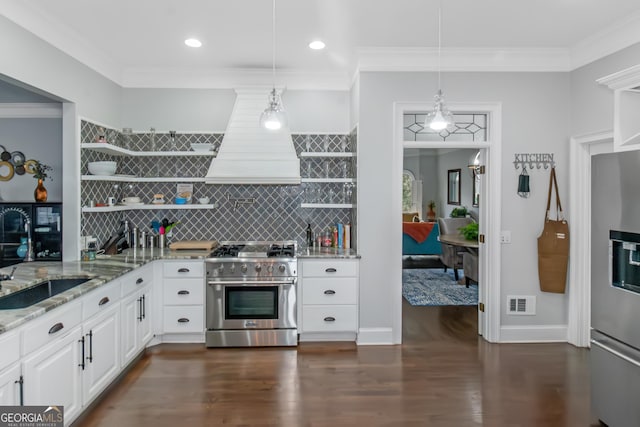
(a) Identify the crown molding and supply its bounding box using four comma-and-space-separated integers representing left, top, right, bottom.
0, 103, 62, 118
0, 1, 123, 85
596, 63, 640, 90
357, 47, 571, 72
121, 68, 351, 91
571, 10, 640, 70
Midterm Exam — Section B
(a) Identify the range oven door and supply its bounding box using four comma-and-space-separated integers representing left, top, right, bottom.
207, 280, 297, 330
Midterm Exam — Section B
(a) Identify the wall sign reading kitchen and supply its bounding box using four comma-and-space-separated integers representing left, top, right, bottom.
79, 120, 357, 250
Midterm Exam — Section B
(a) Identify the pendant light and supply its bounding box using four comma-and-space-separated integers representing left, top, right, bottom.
425, 5, 454, 132
260, 0, 286, 130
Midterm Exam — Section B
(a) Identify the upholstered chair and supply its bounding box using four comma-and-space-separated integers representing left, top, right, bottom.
437, 217, 475, 280
462, 252, 479, 287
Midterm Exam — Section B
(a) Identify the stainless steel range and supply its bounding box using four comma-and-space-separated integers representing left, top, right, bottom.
205, 241, 298, 347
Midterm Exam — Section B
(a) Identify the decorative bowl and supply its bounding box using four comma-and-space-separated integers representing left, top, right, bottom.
175, 197, 188, 205
189, 143, 214, 152
88, 161, 117, 176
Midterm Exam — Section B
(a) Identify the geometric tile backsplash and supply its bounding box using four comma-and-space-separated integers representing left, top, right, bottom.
81, 120, 357, 250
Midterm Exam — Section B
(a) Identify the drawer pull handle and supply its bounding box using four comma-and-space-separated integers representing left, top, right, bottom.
136, 278, 144, 284
178, 318, 190, 323
324, 316, 336, 322
325, 268, 337, 273
324, 290, 336, 295
177, 290, 190, 295
178, 268, 190, 273
48, 322, 64, 334
98, 297, 110, 306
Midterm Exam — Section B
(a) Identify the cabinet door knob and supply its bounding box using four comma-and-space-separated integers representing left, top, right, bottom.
325, 268, 337, 273
136, 278, 144, 284
178, 268, 190, 273
324, 290, 336, 295
177, 290, 190, 295
48, 322, 64, 334
178, 318, 190, 323
98, 296, 110, 306
324, 316, 336, 322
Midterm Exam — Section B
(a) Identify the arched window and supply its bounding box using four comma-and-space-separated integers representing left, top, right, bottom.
402, 170, 422, 215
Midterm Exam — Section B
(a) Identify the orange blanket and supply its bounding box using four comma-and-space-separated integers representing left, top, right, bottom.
402, 222, 435, 244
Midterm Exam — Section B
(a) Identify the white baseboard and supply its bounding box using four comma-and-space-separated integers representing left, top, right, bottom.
499, 325, 568, 343
157, 333, 205, 344
356, 327, 395, 345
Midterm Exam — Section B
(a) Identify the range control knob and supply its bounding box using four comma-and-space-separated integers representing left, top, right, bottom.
229, 264, 236, 273
278, 264, 286, 273
267, 265, 274, 273
217, 264, 224, 273
241, 264, 248, 273
255, 264, 262, 272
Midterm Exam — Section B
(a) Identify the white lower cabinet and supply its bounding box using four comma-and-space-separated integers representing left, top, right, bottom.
22, 325, 83, 423
299, 259, 359, 341
0, 363, 21, 405
82, 304, 120, 405
121, 284, 153, 367
161, 260, 204, 341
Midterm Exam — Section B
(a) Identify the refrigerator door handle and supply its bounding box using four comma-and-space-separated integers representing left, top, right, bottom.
591, 338, 640, 368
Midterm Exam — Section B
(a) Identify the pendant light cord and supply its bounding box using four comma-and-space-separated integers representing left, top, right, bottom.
437, 5, 442, 91
271, 0, 276, 88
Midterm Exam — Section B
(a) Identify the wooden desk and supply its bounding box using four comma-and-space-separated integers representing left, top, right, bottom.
438, 233, 479, 253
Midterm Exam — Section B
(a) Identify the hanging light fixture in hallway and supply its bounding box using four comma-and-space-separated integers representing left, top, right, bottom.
425, 4, 454, 132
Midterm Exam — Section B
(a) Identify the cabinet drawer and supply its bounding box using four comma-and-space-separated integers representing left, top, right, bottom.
82, 280, 120, 320
0, 330, 20, 372
121, 265, 153, 297
303, 277, 357, 305
22, 299, 82, 355
162, 261, 204, 278
302, 260, 357, 278
162, 306, 204, 333
163, 278, 204, 305
302, 305, 357, 333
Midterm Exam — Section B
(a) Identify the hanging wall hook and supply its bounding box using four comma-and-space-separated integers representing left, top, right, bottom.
513, 153, 555, 170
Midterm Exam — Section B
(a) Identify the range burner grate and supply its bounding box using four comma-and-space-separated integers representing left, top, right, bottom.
211, 244, 245, 258
267, 244, 295, 258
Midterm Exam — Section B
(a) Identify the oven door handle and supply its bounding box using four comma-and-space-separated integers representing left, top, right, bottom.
207, 280, 295, 286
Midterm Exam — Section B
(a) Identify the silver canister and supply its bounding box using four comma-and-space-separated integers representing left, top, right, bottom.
158, 234, 165, 249
130, 227, 138, 249
139, 231, 147, 248
146, 234, 157, 249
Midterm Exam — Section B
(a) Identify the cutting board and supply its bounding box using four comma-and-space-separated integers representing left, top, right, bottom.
169, 240, 218, 251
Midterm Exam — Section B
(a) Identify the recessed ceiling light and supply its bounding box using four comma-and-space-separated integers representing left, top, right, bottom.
309, 40, 326, 50
184, 38, 202, 48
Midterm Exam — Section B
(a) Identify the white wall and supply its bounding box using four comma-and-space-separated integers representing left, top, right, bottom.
121, 88, 350, 133
0, 118, 63, 202
570, 43, 640, 136
359, 71, 570, 336
419, 153, 438, 216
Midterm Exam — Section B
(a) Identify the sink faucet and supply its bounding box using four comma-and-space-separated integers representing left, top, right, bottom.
0, 208, 34, 262
0, 266, 17, 290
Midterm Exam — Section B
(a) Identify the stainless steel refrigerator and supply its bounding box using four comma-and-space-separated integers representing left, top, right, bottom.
591, 151, 640, 426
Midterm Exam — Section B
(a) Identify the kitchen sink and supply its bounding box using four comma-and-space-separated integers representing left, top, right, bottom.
0, 278, 91, 310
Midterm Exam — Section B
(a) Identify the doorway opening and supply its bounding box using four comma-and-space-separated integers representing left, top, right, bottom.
392, 102, 502, 344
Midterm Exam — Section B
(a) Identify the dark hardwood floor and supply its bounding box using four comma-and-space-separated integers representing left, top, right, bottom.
76, 301, 596, 426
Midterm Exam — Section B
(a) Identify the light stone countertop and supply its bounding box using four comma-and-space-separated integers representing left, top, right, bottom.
0, 246, 359, 335
0, 248, 212, 335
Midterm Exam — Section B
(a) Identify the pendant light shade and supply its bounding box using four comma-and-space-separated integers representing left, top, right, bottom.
425, 5, 455, 132
260, 88, 286, 130
260, 0, 287, 130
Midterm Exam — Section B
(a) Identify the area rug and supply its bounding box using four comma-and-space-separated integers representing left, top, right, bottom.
402, 269, 478, 306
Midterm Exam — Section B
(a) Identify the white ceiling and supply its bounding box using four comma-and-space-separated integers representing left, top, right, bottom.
3, 0, 640, 89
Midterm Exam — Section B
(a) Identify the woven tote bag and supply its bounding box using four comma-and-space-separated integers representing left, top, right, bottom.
537, 168, 569, 293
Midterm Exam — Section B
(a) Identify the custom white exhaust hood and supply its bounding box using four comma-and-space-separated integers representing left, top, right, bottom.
205, 88, 301, 185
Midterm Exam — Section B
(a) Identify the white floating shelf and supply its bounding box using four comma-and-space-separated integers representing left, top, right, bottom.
81, 175, 206, 183
82, 204, 215, 213
300, 203, 354, 209
81, 142, 216, 157
299, 152, 355, 158
301, 178, 356, 183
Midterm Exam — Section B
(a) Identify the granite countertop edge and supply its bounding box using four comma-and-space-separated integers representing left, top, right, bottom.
0, 248, 360, 334
0, 248, 211, 335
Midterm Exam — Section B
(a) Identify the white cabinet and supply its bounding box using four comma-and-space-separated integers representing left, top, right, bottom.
161, 261, 204, 340
82, 303, 120, 405
22, 325, 83, 422
0, 363, 21, 405
121, 284, 152, 367
299, 259, 359, 341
